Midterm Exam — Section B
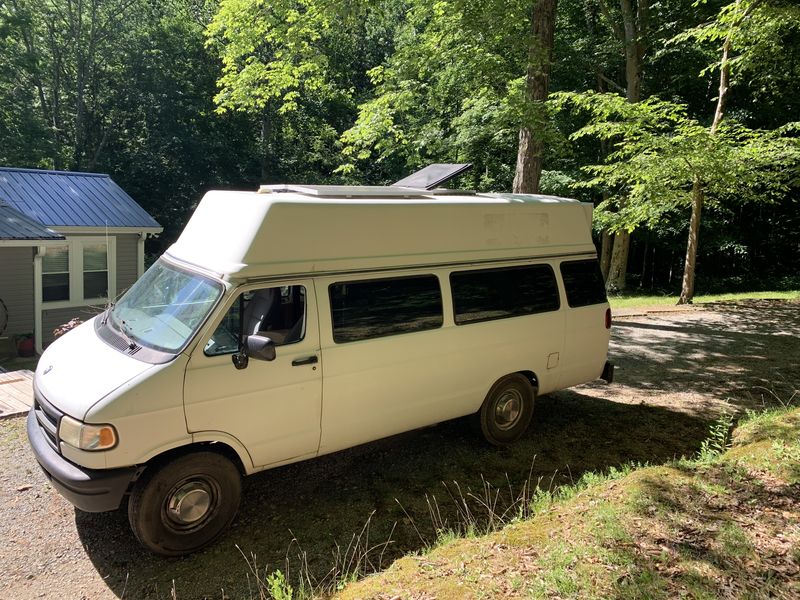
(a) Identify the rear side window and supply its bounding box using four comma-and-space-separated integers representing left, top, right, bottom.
450, 264, 560, 325
330, 275, 443, 343
560, 260, 607, 307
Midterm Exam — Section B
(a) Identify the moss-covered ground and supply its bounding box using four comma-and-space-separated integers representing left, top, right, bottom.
335, 408, 800, 599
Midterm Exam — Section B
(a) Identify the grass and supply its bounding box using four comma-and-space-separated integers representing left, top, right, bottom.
331, 406, 800, 599
203, 391, 712, 599
607, 289, 800, 309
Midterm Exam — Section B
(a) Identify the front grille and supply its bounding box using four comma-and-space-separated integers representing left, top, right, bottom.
33, 386, 63, 454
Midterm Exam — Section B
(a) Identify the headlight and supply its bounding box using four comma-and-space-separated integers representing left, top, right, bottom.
59, 415, 118, 451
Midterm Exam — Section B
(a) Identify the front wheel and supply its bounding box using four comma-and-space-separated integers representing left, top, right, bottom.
128, 452, 241, 556
476, 374, 535, 446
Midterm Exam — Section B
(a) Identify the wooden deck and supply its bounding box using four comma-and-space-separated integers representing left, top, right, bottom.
0, 369, 34, 418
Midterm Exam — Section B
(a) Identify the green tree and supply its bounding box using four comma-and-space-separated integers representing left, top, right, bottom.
512, 0, 559, 194
1, 0, 151, 170
671, 0, 800, 302
206, 0, 400, 181
339, 0, 543, 188
596, 0, 650, 291
556, 91, 800, 300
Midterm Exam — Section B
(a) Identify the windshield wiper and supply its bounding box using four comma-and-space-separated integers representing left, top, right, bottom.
119, 320, 139, 350
101, 303, 114, 325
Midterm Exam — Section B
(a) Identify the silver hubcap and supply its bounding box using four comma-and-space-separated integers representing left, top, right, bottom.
494, 389, 523, 431
167, 482, 212, 525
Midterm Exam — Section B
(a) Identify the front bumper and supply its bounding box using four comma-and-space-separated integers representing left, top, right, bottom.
27, 409, 138, 512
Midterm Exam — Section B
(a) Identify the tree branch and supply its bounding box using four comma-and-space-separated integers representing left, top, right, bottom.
598, 0, 624, 42
596, 70, 626, 93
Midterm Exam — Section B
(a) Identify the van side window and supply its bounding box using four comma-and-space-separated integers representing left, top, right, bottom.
450, 264, 559, 325
204, 285, 306, 356
329, 275, 443, 343
560, 260, 607, 307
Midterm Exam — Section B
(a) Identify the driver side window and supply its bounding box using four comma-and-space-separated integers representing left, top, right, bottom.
204, 285, 306, 356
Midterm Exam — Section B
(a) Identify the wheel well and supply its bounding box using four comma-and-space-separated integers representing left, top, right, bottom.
516, 370, 539, 393
143, 442, 247, 476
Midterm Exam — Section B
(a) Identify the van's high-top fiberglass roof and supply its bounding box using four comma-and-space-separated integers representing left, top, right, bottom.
165, 186, 597, 281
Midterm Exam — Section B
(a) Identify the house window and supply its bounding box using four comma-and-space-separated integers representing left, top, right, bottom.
83, 243, 108, 299
41, 237, 115, 307
42, 245, 70, 302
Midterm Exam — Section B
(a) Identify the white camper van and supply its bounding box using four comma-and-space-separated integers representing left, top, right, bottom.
28, 181, 613, 555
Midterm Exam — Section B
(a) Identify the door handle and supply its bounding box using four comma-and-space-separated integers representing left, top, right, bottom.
292, 355, 318, 366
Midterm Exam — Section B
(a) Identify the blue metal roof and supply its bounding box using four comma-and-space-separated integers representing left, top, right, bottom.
0, 200, 65, 240
0, 167, 161, 230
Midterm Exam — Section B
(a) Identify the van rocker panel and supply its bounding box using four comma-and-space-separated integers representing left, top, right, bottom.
27, 410, 138, 512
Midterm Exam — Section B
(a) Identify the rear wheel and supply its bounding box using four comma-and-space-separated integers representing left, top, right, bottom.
128, 452, 241, 556
476, 374, 535, 446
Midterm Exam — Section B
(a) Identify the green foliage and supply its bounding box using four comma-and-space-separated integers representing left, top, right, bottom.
266, 569, 294, 600
338, 0, 530, 187
553, 91, 800, 235
0, 0, 152, 169
207, 0, 334, 114
674, 0, 800, 80
205, 0, 404, 185
698, 412, 734, 461
0, 0, 798, 288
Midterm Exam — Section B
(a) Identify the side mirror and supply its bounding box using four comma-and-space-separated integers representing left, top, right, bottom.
245, 334, 276, 362
232, 334, 276, 369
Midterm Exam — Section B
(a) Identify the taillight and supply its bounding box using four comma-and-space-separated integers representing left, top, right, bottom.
605, 308, 612, 329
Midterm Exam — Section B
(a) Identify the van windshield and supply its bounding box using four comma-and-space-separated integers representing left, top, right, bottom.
109, 260, 223, 354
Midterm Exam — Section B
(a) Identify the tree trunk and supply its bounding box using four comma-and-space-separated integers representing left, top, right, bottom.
640, 237, 648, 287
678, 178, 704, 304
678, 0, 740, 303
620, 0, 644, 104
600, 229, 613, 281
260, 114, 269, 180
512, 0, 558, 194
606, 230, 630, 293
601, 0, 649, 292
710, 2, 736, 135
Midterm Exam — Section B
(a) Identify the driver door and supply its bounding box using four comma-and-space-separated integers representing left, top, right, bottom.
183, 280, 322, 467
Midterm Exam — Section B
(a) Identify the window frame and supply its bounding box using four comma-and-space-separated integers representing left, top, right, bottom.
41, 244, 71, 303
82, 241, 111, 301
559, 259, 608, 308
41, 236, 117, 309
449, 263, 561, 326
328, 273, 444, 344
203, 284, 308, 357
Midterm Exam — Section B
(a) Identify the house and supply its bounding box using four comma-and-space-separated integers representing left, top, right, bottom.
0, 167, 162, 354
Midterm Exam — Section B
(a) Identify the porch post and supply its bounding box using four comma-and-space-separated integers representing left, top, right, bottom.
33, 246, 44, 355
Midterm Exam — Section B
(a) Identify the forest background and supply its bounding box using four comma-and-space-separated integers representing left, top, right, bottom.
1, 0, 798, 299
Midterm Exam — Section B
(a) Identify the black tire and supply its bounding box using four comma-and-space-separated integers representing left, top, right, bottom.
476, 374, 535, 446
128, 452, 241, 556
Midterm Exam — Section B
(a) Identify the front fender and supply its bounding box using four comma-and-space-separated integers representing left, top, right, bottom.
191, 430, 255, 474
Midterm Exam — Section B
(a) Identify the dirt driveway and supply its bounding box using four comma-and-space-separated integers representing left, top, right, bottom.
1, 300, 798, 599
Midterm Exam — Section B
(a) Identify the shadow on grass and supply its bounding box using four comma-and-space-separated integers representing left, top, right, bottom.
76, 390, 708, 599
609, 464, 800, 599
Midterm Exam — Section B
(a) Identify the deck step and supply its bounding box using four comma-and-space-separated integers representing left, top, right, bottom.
0, 370, 34, 419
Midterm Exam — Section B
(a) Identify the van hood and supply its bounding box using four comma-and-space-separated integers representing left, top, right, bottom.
35, 317, 156, 421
